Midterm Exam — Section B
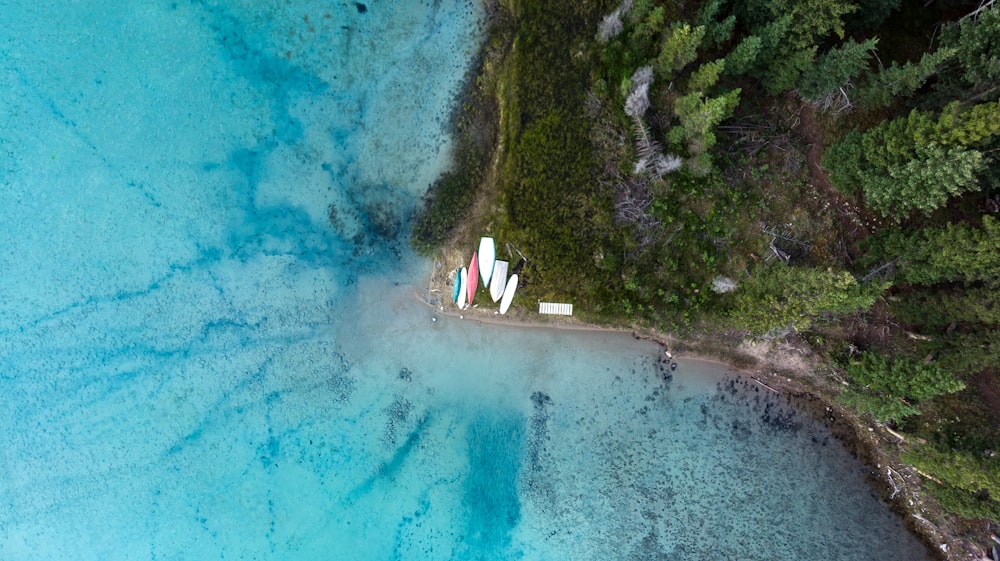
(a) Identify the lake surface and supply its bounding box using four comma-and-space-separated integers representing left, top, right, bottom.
0, 1, 931, 559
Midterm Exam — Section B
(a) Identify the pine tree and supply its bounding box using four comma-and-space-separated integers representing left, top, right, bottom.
903, 446, 1000, 520
723, 35, 763, 77
631, 5, 666, 47
892, 286, 1000, 329
697, 0, 736, 48
797, 38, 878, 102
670, 88, 741, 175
768, 0, 858, 49
889, 216, 1000, 286
687, 59, 725, 92
763, 47, 817, 95
855, 48, 956, 110
836, 352, 965, 423
825, 101, 1000, 220
821, 128, 864, 194
861, 145, 984, 219
729, 264, 884, 334
940, 7, 1000, 95
655, 23, 706, 78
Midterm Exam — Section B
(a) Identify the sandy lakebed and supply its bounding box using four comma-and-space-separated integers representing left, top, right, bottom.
416, 252, 984, 561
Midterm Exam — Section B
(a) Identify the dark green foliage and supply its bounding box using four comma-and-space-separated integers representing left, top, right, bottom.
631, 5, 667, 49
629, 0, 655, 25
728, 264, 884, 335
493, 0, 631, 312
893, 286, 1000, 330
836, 352, 965, 423
698, 0, 736, 49
843, 0, 900, 34
838, 389, 919, 424
729, 0, 861, 94
762, 46, 817, 95
723, 35, 762, 77
903, 446, 1000, 521
938, 8, 1000, 101
863, 145, 984, 219
932, 328, 1000, 376
797, 38, 878, 102
670, 87, 741, 174
855, 48, 955, 110
411, 171, 480, 253
884, 216, 1000, 286
821, 128, 864, 194
655, 23, 706, 78
824, 102, 1000, 220
508, 110, 602, 272
769, 0, 856, 48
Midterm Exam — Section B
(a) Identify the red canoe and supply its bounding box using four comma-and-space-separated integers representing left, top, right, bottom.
467, 251, 479, 306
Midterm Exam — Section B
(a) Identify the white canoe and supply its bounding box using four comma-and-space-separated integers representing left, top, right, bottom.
478, 237, 496, 288
499, 274, 518, 315
490, 260, 508, 302
456, 267, 468, 309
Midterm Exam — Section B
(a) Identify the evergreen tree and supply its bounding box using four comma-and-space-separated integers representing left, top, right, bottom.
655, 23, 706, 78
934, 328, 1000, 376
892, 286, 1000, 329
697, 0, 736, 48
837, 352, 965, 424
687, 58, 725, 92
631, 5, 666, 47
763, 46, 817, 95
886, 216, 1000, 286
934, 100, 1000, 146
844, 0, 900, 34
723, 35, 762, 77
825, 101, 1000, 220
855, 48, 955, 110
797, 38, 878, 102
670, 87, 741, 175
729, 264, 884, 334
861, 144, 984, 219
903, 446, 1000, 520
821, 129, 864, 193
768, 0, 857, 49
938, 7, 1000, 100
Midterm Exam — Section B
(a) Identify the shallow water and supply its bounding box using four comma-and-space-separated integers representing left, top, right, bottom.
0, 2, 930, 560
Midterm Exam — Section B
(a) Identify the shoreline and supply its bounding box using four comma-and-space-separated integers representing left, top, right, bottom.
410, 0, 982, 556
415, 260, 959, 560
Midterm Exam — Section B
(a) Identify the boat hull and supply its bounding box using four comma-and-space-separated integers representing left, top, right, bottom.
490, 260, 508, 302
456, 267, 467, 309
499, 274, 518, 314
467, 252, 479, 306
478, 237, 496, 288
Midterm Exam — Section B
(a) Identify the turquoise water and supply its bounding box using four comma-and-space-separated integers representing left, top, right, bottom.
0, 2, 930, 560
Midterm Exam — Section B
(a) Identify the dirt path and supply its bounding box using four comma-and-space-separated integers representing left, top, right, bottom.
796, 102, 887, 260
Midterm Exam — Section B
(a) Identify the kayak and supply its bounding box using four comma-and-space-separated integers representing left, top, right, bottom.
467, 252, 479, 306
457, 267, 468, 309
478, 237, 496, 288
490, 260, 508, 302
499, 274, 518, 314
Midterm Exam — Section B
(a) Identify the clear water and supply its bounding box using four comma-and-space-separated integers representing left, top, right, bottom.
0, 2, 930, 560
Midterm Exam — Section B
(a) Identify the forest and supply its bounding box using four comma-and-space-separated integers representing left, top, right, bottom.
412, 0, 1000, 538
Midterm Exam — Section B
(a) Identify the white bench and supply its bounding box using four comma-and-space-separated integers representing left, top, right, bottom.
538, 302, 573, 316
